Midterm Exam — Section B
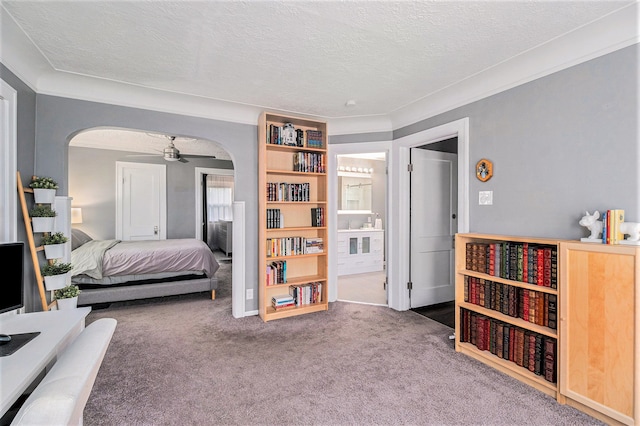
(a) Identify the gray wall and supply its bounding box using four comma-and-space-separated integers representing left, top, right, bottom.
69, 146, 233, 240
35, 96, 258, 312
1, 63, 38, 311
391, 44, 638, 239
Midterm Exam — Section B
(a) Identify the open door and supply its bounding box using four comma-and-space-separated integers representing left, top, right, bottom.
409, 148, 457, 308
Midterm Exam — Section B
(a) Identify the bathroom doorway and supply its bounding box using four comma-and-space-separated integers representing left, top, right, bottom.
336, 152, 387, 306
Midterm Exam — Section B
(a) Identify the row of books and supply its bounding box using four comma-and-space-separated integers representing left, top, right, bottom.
464, 276, 557, 329
460, 308, 556, 383
266, 260, 286, 286
266, 182, 310, 202
293, 152, 325, 173
465, 242, 557, 289
266, 237, 324, 257
311, 207, 325, 227
267, 124, 324, 148
266, 209, 283, 229
271, 282, 323, 310
602, 209, 625, 244
290, 282, 323, 306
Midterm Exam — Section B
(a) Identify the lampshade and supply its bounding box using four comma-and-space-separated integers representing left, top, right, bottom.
71, 208, 83, 224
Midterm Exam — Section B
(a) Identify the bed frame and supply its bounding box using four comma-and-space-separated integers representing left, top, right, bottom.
77, 276, 217, 306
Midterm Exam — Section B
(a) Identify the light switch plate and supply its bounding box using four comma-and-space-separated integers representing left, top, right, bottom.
246, 289, 253, 300
479, 191, 493, 205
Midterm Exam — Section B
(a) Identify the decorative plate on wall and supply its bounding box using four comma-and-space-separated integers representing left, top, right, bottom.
476, 159, 493, 182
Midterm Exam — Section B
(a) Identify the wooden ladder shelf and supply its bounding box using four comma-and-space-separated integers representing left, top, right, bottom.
17, 171, 56, 311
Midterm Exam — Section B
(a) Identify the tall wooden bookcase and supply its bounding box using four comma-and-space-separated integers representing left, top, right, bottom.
455, 233, 562, 400
560, 242, 639, 425
258, 112, 329, 321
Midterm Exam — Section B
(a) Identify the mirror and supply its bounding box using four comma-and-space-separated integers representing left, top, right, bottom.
338, 174, 372, 213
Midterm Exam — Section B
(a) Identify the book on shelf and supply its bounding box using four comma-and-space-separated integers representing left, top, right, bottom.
266, 208, 282, 229
266, 260, 287, 286
465, 241, 557, 289
305, 130, 324, 148
601, 209, 625, 244
289, 282, 323, 306
272, 294, 294, 305
459, 308, 557, 383
294, 152, 325, 173
267, 182, 310, 202
311, 207, 325, 227
304, 237, 324, 254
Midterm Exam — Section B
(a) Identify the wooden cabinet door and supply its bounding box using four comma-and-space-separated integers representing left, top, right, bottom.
560, 242, 638, 425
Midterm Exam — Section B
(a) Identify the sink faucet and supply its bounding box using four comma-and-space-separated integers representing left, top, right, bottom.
348, 220, 353, 230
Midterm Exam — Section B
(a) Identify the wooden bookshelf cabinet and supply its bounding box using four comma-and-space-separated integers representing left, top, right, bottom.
454, 233, 562, 400
559, 242, 639, 425
258, 112, 329, 322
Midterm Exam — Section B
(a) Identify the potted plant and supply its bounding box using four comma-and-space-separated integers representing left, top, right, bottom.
41, 261, 72, 291
54, 284, 81, 310
30, 205, 57, 233
29, 176, 58, 204
42, 232, 69, 260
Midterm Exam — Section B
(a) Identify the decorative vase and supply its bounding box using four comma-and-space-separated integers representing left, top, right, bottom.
31, 217, 55, 233
33, 188, 56, 204
44, 243, 66, 260
44, 272, 70, 291
56, 296, 78, 310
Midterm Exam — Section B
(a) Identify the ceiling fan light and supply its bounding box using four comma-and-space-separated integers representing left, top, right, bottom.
164, 156, 179, 162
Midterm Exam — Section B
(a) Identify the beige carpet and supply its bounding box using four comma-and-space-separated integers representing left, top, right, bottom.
83, 261, 601, 425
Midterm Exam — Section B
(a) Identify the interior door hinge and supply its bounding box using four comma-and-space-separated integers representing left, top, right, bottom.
407, 163, 413, 172
407, 281, 413, 290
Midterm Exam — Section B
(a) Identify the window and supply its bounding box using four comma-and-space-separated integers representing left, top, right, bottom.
206, 175, 234, 222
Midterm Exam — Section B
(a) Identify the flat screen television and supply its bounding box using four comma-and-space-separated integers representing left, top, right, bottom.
0, 241, 24, 315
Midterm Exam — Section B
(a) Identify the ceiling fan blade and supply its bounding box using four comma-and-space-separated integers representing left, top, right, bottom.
125, 153, 161, 157
178, 157, 189, 163
181, 154, 217, 159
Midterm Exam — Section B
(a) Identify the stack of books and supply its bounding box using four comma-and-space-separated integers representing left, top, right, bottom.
271, 294, 295, 310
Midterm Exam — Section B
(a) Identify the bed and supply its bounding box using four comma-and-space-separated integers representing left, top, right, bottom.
70, 229, 219, 306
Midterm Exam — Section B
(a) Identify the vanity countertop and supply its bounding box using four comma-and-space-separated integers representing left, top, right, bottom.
337, 228, 384, 233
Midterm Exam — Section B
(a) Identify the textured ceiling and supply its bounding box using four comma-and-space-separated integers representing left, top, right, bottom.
2, 0, 632, 119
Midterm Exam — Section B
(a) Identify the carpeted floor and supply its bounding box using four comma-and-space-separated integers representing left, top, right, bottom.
83, 261, 602, 425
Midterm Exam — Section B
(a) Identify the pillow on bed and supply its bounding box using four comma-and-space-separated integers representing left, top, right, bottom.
71, 228, 93, 251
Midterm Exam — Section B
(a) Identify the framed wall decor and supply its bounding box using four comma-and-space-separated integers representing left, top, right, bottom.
476, 159, 493, 182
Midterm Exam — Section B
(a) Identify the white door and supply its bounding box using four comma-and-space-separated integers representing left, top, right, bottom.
410, 149, 457, 308
116, 162, 167, 240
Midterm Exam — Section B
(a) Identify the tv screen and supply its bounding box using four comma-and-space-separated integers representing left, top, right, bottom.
0, 242, 24, 314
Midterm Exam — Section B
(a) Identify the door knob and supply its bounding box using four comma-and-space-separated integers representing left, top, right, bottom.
154, 226, 159, 235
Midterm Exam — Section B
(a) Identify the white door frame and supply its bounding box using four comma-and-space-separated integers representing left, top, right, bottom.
391, 117, 470, 311
0, 79, 17, 243
194, 167, 235, 241
115, 161, 167, 240
328, 141, 392, 303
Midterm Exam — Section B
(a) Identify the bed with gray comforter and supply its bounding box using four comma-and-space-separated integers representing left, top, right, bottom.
70, 230, 219, 305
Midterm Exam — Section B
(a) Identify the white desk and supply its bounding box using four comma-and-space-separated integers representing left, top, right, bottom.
0, 307, 91, 416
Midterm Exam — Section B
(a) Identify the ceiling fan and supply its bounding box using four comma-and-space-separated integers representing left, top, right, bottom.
127, 135, 216, 163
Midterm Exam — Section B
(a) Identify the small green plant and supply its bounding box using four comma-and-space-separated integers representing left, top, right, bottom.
41, 262, 72, 276
41, 232, 68, 245
29, 205, 57, 218
54, 284, 81, 299
29, 176, 58, 189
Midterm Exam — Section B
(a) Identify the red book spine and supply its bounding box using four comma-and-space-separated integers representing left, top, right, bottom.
536, 248, 544, 286
543, 247, 552, 287
523, 289, 530, 321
